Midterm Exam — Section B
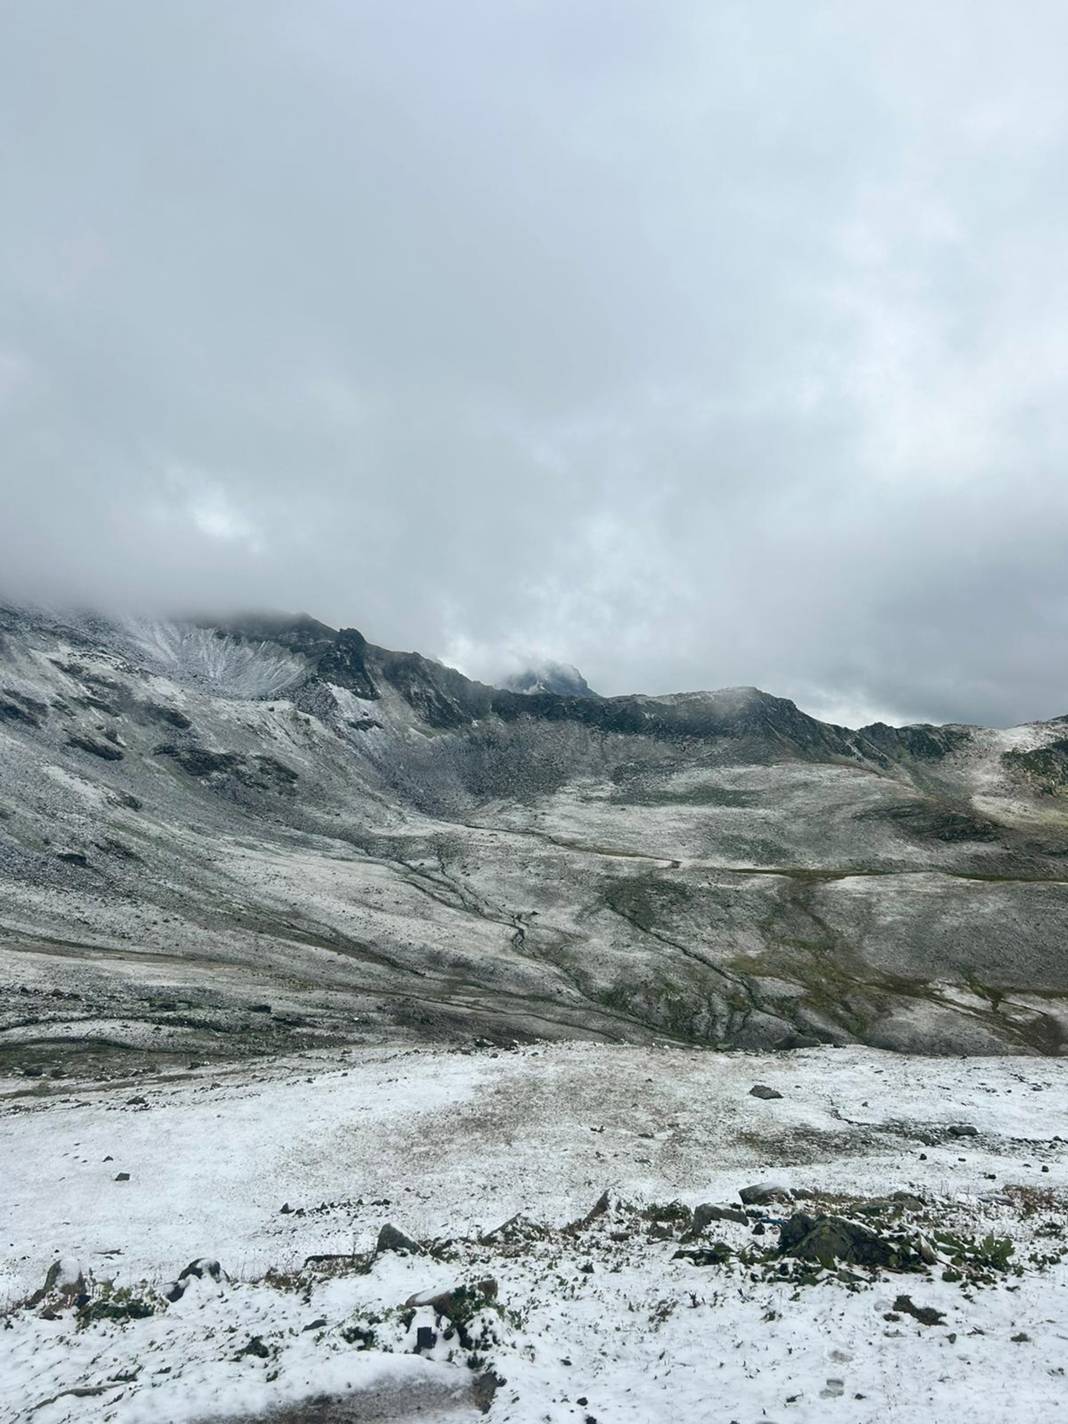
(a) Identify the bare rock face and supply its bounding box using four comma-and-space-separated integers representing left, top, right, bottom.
67, 733, 124, 760
314, 627, 379, 701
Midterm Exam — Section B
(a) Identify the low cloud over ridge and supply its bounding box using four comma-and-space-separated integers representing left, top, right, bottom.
3, 1, 1068, 727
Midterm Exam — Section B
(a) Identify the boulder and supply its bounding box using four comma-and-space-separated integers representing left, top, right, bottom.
739, 1183, 793, 1205
480, 1212, 546, 1244
178, 1257, 224, 1282
749, 1084, 784, 1100
692, 1203, 748, 1232
375, 1223, 423, 1256
778, 1213, 901, 1269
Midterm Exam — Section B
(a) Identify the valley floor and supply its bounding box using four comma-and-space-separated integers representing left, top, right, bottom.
2, 1043, 1067, 1423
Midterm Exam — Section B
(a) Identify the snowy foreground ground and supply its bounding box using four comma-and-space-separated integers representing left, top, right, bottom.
2, 1042, 1067, 1423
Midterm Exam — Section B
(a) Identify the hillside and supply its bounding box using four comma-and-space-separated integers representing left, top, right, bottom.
3, 603, 1068, 1075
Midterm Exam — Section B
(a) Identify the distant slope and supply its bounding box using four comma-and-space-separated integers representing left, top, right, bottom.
2, 602, 1068, 1075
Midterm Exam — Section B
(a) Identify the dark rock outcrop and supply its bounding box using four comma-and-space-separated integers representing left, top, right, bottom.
68, 734, 124, 760
778, 1213, 913, 1269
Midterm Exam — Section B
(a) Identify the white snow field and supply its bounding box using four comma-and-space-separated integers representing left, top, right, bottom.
3, 1042, 1067, 1423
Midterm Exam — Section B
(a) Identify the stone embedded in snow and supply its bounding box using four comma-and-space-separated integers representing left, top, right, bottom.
749, 1084, 784, 1100
691, 1204, 748, 1233
114, 1172, 130, 1181
778, 1213, 902, 1269
674, 1242, 733, 1266
894, 1293, 946, 1326
949, 1124, 979, 1137
164, 1258, 226, 1303
178, 1257, 224, 1283
233, 1334, 271, 1360
375, 1222, 423, 1255
404, 1277, 498, 1324
739, 1183, 793, 1205
29, 1257, 87, 1307
480, 1212, 546, 1244
567, 1189, 614, 1231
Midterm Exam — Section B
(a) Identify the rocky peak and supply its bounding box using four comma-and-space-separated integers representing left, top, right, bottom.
499, 662, 598, 699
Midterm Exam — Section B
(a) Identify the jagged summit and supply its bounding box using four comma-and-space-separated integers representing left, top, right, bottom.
499, 662, 598, 699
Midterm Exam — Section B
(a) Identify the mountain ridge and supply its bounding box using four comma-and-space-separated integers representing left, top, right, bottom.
2, 601, 1068, 1071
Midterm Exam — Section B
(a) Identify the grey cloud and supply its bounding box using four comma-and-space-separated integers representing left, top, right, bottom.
2, 0, 1067, 726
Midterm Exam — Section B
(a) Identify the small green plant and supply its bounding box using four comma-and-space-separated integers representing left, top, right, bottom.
77, 1282, 158, 1327
341, 1308, 388, 1349
933, 1230, 1017, 1281
975, 1234, 1016, 1271
642, 1201, 692, 1225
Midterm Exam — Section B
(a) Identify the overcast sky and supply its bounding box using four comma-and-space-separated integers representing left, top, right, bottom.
3, 2, 1067, 726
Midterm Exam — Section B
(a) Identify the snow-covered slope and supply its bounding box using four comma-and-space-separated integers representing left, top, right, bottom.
3, 1042, 1066, 1422
119, 618, 309, 697
5, 604, 1068, 1421
3, 603, 1068, 1065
